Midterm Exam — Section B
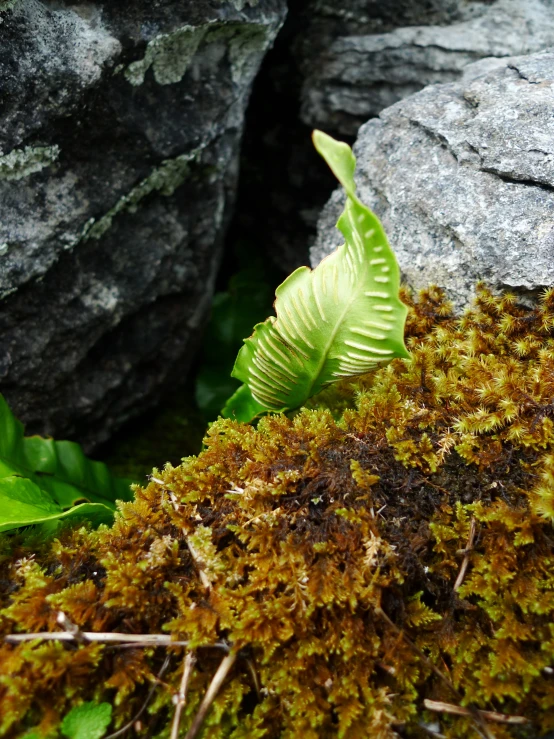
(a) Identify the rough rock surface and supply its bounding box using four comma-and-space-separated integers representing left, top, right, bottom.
232, 0, 554, 277
311, 50, 554, 310
0, 0, 285, 447
300, 0, 554, 136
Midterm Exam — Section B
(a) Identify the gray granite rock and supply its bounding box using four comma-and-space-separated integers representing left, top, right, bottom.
0, 0, 285, 447
311, 49, 554, 310
233, 0, 554, 278
300, 0, 554, 135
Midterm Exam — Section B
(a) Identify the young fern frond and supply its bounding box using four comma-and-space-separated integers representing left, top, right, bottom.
223, 131, 409, 423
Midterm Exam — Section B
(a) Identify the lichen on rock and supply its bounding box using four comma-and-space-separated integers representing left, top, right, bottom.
0, 0, 20, 14
2, 286, 554, 737
0, 0, 287, 448
80, 148, 201, 242
0, 145, 59, 181
124, 24, 211, 87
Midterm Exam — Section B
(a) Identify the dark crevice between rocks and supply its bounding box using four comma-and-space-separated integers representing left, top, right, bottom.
100, 2, 353, 476
222, 0, 348, 277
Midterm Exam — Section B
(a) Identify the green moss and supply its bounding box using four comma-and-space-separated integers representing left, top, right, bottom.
2, 286, 554, 737
0, 146, 60, 181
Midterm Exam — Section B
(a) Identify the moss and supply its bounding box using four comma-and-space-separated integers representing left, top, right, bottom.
2, 286, 554, 737
0, 146, 60, 181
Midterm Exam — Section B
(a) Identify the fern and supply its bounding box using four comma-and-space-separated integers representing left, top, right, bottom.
223, 131, 409, 423
0, 394, 132, 533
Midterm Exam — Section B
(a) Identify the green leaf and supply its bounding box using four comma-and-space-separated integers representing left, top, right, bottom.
0, 476, 115, 533
61, 702, 112, 739
0, 393, 132, 533
196, 266, 274, 418
222, 383, 267, 423
222, 131, 409, 423
0, 394, 132, 508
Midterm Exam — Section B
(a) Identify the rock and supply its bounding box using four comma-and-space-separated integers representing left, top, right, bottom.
311, 49, 554, 310
0, 0, 285, 448
300, 0, 554, 136
231, 0, 554, 277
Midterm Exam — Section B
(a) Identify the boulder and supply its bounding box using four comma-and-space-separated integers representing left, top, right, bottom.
300, 0, 554, 136
311, 49, 554, 310
232, 0, 554, 277
0, 0, 285, 447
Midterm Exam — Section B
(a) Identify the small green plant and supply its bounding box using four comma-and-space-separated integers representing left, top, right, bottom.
223, 131, 409, 422
195, 263, 274, 419
0, 394, 132, 533
60, 702, 112, 739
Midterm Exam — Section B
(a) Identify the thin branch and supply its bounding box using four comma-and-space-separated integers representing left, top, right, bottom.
104, 653, 173, 739
374, 607, 493, 739
424, 700, 529, 725
419, 723, 446, 739
184, 652, 237, 739
168, 491, 212, 591
375, 607, 458, 696
5, 631, 228, 650
454, 517, 476, 592
244, 656, 261, 701
170, 652, 197, 739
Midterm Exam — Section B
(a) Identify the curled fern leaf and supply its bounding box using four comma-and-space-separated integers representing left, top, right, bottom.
223, 131, 409, 423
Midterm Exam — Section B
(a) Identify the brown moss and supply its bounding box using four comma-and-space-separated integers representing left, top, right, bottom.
1, 286, 554, 738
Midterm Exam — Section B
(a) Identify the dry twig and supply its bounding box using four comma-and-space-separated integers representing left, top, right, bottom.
104, 653, 173, 739
184, 652, 238, 739
170, 652, 197, 739
424, 699, 529, 725
167, 489, 212, 591
5, 630, 228, 650
375, 607, 494, 739
454, 517, 477, 592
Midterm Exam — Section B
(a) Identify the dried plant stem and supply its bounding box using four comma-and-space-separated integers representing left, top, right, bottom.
454, 517, 477, 592
5, 631, 229, 650
168, 491, 212, 590
170, 652, 197, 739
419, 724, 446, 739
375, 607, 494, 739
375, 607, 458, 695
244, 656, 261, 701
104, 653, 172, 739
184, 652, 237, 739
424, 700, 529, 725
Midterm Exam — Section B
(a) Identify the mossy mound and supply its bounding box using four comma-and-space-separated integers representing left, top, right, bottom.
2, 287, 554, 738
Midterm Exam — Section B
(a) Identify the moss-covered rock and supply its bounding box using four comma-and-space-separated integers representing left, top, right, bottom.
2, 287, 554, 738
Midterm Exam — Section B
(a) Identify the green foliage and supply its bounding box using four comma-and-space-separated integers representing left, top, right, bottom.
3, 287, 554, 737
0, 394, 132, 533
101, 385, 206, 482
195, 265, 274, 419
61, 702, 112, 739
223, 131, 409, 422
